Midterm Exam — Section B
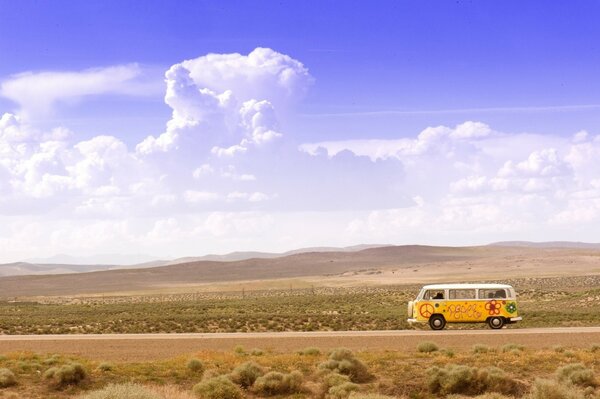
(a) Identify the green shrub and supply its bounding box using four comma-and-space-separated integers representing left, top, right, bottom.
252, 370, 303, 395
427, 364, 523, 396
80, 383, 161, 399
527, 378, 585, 399
43, 355, 60, 366
323, 372, 351, 389
250, 348, 264, 356
230, 361, 264, 388
192, 376, 241, 399
44, 362, 87, 386
417, 341, 439, 353
556, 363, 596, 387
0, 368, 16, 388
590, 344, 600, 353
298, 347, 321, 356
319, 349, 371, 383
233, 345, 245, 355
187, 358, 204, 374
327, 381, 360, 398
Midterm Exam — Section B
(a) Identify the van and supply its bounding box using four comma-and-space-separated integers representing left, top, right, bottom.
407, 283, 522, 330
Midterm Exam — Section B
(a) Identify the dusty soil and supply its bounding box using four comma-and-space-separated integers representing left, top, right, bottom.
1, 328, 599, 361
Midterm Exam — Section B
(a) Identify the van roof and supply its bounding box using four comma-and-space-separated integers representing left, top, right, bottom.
421, 283, 513, 290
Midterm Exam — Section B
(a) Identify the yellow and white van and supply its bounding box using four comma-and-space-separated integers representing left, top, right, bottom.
407, 283, 522, 330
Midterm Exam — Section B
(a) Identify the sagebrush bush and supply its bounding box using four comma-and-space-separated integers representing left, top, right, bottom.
327, 381, 360, 398
472, 344, 491, 354
250, 348, 264, 356
348, 394, 397, 399
192, 376, 241, 399
501, 343, 524, 353
79, 383, 161, 399
447, 394, 513, 399
0, 368, 16, 388
252, 370, 303, 395
319, 348, 371, 383
97, 362, 113, 372
417, 341, 439, 353
298, 347, 321, 356
187, 359, 204, 374
526, 378, 585, 399
230, 361, 264, 388
556, 363, 596, 387
427, 364, 524, 396
323, 372, 351, 389
44, 362, 87, 386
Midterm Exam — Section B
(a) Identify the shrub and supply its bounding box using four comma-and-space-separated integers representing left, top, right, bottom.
252, 371, 303, 396
328, 381, 360, 398
192, 376, 241, 399
553, 345, 565, 353
187, 359, 204, 374
44, 362, 87, 386
427, 364, 524, 396
590, 344, 600, 353
527, 378, 585, 399
417, 341, 439, 353
501, 343, 524, 353
0, 368, 16, 388
319, 349, 371, 383
323, 372, 351, 389
97, 362, 114, 372
472, 344, 491, 354
447, 394, 513, 399
233, 346, 245, 355
250, 348, 264, 356
230, 361, 264, 388
43, 355, 60, 366
80, 383, 161, 399
298, 347, 321, 356
348, 394, 397, 399
556, 363, 596, 387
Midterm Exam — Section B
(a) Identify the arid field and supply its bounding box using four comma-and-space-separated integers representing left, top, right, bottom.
1, 245, 600, 398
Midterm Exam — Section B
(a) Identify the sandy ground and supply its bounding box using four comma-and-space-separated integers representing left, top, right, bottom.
1, 328, 599, 361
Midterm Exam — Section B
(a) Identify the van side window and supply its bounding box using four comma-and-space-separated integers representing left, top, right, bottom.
424, 290, 445, 300
449, 289, 476, 299
479, 289, 507, 299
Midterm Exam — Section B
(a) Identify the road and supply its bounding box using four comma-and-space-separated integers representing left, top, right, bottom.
0, 327, 598, 361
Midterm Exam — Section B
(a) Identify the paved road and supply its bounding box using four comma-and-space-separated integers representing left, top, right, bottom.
0, 327, 598, 361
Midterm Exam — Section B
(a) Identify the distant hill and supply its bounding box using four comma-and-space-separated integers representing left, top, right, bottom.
0, 245, 486, 296
490, 241, 600, 249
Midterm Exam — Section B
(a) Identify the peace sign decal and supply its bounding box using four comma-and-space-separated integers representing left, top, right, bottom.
419, 303, 434, 318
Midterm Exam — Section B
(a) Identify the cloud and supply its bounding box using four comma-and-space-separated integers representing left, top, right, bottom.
0, 64, 156, 117
136, 48, 311, 156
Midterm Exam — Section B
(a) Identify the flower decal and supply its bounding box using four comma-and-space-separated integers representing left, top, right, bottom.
506, 302, 517, 314
485, 300, 501, 315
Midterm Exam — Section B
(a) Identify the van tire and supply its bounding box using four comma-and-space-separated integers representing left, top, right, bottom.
429, 314, 446, 330
487, 316, 505, 329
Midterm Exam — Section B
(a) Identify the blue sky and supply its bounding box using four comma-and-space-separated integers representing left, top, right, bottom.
0, 1, 599, 262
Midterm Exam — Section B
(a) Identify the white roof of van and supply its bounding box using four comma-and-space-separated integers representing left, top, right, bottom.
421, 283, 513, 290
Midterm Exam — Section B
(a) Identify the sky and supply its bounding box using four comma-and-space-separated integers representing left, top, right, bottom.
1, 1, 600, 263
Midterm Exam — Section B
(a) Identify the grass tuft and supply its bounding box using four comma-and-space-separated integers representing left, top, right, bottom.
79, 383, 161, 399
417, 341, 439, 353
192, 375, 242, 399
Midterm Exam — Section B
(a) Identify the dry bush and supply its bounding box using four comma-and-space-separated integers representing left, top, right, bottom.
427, 364, 524, 396
556, 363, 596, 387
298, 347, 321, 356
44, 362, 87, 387
447, 394, 513, 399
97, 362, 114, 372
250, 348, 264, 356
187, 358, 204, 374
526, 378, 585, 399
417, 341, 439, 353
147, 385, 196, 399
319, 348, 372, 383
79, 383, 161, 399
0, 368, 16, 388
327, 381, 360, 398
472, 344, 491, 354
348, 394, 398, 399
229, 361, 264, 388
501, 343, 524, 353
192, 375, 242, 399
252, 370, 303, 396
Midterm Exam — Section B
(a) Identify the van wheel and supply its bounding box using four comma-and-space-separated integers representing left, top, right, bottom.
488, 316, 505, 329
429, 315, 446, 330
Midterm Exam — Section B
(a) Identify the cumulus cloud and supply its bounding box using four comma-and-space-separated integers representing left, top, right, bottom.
0, 64, 156, 117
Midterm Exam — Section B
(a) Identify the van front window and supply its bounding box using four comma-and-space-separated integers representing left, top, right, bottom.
424, 290, 445, 300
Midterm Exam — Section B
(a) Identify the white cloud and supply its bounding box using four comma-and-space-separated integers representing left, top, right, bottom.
183, 190, 220, 203
0, 64, 154, 117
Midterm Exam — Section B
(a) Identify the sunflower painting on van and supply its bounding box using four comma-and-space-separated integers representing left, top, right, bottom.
407, 283, 522, 330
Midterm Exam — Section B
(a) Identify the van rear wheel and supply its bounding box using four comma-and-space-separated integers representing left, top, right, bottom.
429, 315, 446, 330
488, 316, 505, 329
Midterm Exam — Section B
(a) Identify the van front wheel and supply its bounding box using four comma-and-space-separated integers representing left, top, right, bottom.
488, 316, 505, 329
429, 315, 446, 330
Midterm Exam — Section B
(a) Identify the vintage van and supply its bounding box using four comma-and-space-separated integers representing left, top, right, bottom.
407, 283, 522, 330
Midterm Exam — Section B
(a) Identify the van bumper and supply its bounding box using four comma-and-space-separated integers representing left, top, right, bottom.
508, 316, 522, 322
407, 318, 418, 324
